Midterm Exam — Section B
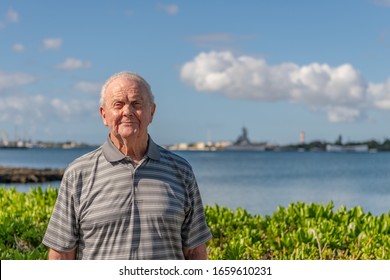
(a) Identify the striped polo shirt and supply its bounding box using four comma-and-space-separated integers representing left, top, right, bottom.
42, 136, 212, 259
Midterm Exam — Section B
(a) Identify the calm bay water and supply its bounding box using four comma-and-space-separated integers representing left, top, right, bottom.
1, 147, 390, 216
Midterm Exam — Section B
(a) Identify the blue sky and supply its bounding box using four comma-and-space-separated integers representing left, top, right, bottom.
1, 0, 390, 146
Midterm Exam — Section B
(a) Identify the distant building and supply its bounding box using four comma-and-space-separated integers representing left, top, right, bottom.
300, 131, 305, 144
326, 144, 369, 152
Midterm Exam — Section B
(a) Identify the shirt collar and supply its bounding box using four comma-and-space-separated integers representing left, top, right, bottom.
102, 135, 160, 163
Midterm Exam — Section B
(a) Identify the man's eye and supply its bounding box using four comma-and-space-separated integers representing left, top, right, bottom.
133, 101, 143, 107
114, 102, 124, 108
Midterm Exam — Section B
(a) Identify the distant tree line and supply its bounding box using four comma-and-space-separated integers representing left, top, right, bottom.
35, 140, 95, 148
284, 137, 390, 152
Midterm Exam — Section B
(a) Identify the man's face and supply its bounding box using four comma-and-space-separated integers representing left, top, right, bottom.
100, 77, 156, 142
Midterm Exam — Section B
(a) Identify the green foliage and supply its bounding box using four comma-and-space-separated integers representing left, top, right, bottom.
0, 186, 58, 260
1, 187, 390, 260
206, 202, 390, 260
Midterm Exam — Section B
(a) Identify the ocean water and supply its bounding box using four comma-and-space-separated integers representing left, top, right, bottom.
179, 150, 390, 216
1, 147, 390, 216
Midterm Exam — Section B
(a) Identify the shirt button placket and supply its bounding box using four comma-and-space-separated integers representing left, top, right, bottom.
124, 157, 136, 204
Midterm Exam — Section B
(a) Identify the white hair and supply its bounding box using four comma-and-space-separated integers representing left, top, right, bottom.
100, 71, 155, 107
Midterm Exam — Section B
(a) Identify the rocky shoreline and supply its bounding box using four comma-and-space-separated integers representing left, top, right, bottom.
0, 166, 64, 184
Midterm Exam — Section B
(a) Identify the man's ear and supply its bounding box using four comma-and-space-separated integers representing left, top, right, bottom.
100, 106, 108, 126
149, 103, 156, 124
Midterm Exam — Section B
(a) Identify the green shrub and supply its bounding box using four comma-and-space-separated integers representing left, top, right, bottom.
0, 186, 57, 260
206, 202, 390, 259
1, 187, 389, 260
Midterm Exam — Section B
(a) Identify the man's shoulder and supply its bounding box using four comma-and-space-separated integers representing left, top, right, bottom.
156, 145, 193, 170
66, 145, 104, 170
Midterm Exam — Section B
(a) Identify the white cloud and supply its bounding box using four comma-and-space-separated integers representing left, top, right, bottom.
0, 71, 36, 91
7, 8, 19, 23
124, 9, 134, 16
368, 78, 390, 109
0, 95, 97, 126
74, 81, 102, 94
42, 37, 63, 50
56, 58, 91, 70
326, 107, 363, 123
180, 51, 385, 123
50, 98, 97, 120
0, 70, 98, 129
0, 95, 45, 124
289, 63, 366, 106
0, 8, 19, 30
373, 0, 390, 7
12, 43, 25, 52
157, 4, 179, 15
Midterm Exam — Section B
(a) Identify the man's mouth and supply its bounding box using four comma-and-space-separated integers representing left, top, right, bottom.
121, 120, 137, 125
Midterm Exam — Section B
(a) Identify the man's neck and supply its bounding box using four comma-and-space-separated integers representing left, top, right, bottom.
110, 134, 148, 164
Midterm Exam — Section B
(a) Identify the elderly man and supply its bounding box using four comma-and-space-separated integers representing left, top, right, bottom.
43, 71, 212, 259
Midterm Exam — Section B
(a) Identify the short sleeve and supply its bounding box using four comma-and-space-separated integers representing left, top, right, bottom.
42, 170, 79, 253
181, 175, 212, 249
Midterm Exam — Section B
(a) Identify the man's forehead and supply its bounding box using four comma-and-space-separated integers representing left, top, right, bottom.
108, 78, 148, 95
109, 77, 143, 90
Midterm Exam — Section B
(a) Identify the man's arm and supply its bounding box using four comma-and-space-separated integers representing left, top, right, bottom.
183, 243, 208, 260
48, 248, 77, 260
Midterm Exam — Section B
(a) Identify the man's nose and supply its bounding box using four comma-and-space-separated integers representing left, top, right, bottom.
122, 104, 134, 116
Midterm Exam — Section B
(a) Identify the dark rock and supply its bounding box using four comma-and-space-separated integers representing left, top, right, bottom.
0, 166, 65, 183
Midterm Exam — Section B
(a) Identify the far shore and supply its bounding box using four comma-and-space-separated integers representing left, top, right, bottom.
0, 166, 64, 184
